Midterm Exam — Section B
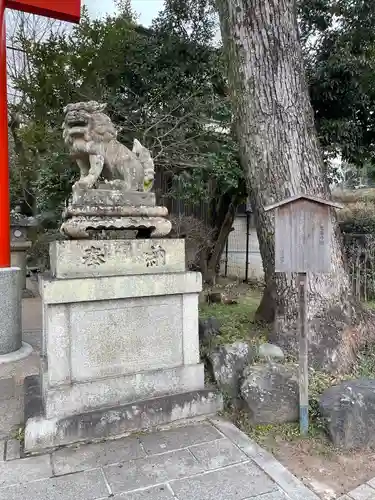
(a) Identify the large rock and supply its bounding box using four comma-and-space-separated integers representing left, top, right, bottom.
258, 343, 284, 362
320, 379, 375, 449
208, 341, 254, 398
241, 363, 299, 424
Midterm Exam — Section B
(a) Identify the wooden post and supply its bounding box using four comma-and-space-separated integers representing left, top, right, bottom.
298, 272, 308, 435
0, 0, 9, 267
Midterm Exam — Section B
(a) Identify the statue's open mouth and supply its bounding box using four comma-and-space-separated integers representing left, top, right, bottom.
64, 110, 90, 128
65, 118, 88, 127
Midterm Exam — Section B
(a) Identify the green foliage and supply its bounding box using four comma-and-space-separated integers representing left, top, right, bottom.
199, 289, 268, 345
299, 0, 375, 172
10, 4, 241, 219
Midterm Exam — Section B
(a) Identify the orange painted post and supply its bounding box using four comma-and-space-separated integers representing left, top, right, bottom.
0, 0, 80, 268
0, 0, 9, 267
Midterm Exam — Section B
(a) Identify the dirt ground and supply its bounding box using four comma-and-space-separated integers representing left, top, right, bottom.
262, 434, 375, 499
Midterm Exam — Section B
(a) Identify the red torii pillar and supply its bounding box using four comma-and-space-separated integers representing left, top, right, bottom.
0, 0, 80, 267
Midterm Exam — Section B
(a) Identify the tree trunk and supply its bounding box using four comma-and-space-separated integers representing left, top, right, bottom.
204, 191, 238, 284
216, 0, 372, 372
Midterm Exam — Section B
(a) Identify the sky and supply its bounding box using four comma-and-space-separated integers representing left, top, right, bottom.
84, 0, 164, 26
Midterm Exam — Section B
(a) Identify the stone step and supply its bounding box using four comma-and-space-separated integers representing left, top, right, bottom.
24, 374, 223, 453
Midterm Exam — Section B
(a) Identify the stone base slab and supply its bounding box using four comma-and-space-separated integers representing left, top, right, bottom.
60, 215, 172, 239
50, 239, 185, 279
40, 271, 201, 304
71, 186, 156, 207
42, 363, 205, 419
0, 342, 33, 365
24, 374, 223, 453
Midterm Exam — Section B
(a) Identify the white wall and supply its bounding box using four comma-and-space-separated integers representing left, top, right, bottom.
220, 214, 264, 280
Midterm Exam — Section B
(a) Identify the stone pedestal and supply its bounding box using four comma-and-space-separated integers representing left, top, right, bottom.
24, 239, 222, 452
60, 186, 172, 239
0, 268, 22, 355
0, 267, 33, 362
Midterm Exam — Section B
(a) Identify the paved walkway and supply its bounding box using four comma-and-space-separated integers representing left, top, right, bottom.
0, 293, 374, 499
0, 417, 320, 500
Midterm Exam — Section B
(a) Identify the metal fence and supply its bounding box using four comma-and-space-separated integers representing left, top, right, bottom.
219, 213, 263, 282
153, 168, 211, 225
343, 233, 375, 302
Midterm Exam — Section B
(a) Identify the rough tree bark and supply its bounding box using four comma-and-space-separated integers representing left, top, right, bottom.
216, 0, 372, 372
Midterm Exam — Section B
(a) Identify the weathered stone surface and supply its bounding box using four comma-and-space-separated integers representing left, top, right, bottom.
40, 270, 202, 305
346, 484, 375, 500
104, 449, 204, 494
115, 486, 174, 499
139, 422, 221, 455
43, 364, 204, 418
60, 214, 172, 239
71, 186, 156, 207
319, 379, 375, 449
0, 268, 22, 355
5, 439, 21, 461
41, 286, 201, 388
170, 463, 277, 500
208, 342, 254, 397
241, 363, 299, 424
52, 436, 146, 475
24, 388, 223, 453
199, 317, 221, 343
0, 454, 52, 488
0, 378, 16, 401
0, 469, 109, 500
189, 439, 247, 470
50, 239, 185, 278
258, 343, 284, 362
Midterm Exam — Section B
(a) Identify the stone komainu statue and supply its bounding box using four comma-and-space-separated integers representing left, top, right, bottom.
63, 101, 155, 191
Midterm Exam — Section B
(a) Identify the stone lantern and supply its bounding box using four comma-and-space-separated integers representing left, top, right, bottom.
10, 206, 37, 297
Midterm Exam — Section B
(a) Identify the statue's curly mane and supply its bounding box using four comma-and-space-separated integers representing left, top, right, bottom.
87, 112, 118, 143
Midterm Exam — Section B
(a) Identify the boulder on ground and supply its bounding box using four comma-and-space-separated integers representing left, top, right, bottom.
199, 317, 221, 344
320, 379, 375, 449
241, 363, 299, 424
208, 341, 254, 398
258, 343, 284, 362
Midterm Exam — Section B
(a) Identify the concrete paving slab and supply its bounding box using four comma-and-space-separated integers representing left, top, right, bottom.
103, 448, 204, 495
366, 477, 375, 489
5, 439, 21, 460
210, 417, 319, 500
139, 422, 221, 455
189, 438, 247, 470
348, 484, 375, 500
247, 492, 290, 500
170, 462, 277, 500
114, 484, 174, 499
53, 436, 146, 476
0, 468, 109, 500
0, 397, 23, 440
0, 378, 16, 400
0, 454, 52, 488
